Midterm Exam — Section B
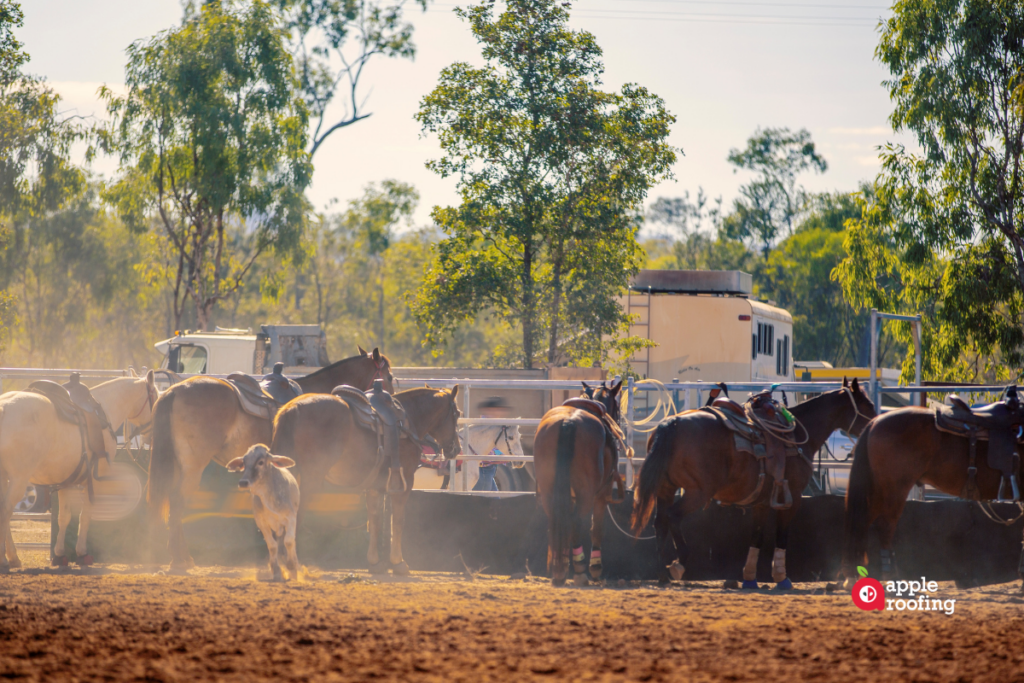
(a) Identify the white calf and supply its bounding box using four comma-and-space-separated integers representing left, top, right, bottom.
227, 444, 300, 581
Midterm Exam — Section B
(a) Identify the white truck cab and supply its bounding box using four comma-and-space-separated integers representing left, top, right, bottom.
154, 324, 328, 376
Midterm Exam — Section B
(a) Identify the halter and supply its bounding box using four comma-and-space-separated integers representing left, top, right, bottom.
365, 356, 389, 390
843, 386, 873, 436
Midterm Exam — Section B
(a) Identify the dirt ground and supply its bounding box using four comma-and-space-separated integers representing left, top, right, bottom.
3, 524, 1024, 681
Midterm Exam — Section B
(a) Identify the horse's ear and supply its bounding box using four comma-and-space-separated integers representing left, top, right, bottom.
610, 379, 623, 396
358, 345, 367, 355
843, 376, 849, 388
372, 347, 381, 362
451, 384, 460, 400
851, 377, 860, 392
129, 366, 138, 378
146, 369, 156, 388
226, 457, 246, 472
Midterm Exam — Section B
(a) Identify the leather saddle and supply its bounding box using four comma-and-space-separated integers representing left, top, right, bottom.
225, 363, 301, 421
704, 391, 802, 510
935, 385, 1024, 502
332, 380, 411, 491
27, 373, 112, 493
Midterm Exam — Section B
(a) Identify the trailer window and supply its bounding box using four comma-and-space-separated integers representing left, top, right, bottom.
783, 335, 790, 376
776, 340, 782, 375
170, 344, 207, 374
752, 334, 757, 359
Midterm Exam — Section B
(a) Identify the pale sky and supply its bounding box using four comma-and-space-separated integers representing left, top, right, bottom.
19, 0, 909, 231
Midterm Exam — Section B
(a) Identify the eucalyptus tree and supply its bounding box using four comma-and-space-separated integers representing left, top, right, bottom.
837, 0, 1024, 381
99, 0, 312, 332
413, 0, 677, 368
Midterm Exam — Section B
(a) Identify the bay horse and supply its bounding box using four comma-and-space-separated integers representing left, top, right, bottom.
0, 371, 159, 570
632, 379, 875, 587
270, 386, 462, 574
840, 393, 1024, 585
147, 348, 393, 570
534, 380, 628, 586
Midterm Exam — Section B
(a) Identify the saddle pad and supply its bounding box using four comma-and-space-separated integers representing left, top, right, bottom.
711, 397, 744, 417
26, 381, 80, 425
224, 376, 276, 421
563, 397, 607, 418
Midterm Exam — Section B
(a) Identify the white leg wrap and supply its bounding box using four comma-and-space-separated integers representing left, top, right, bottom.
743, 547, 759, 582
772, 548, 787, 583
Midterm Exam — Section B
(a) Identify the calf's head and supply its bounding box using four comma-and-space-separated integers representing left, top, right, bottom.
226, 444, 296, 490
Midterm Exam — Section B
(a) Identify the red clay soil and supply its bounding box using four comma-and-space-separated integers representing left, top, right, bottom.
1, 566, 1023, 682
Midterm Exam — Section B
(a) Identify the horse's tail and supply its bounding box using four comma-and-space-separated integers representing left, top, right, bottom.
843, 422, 874, 575
631, 419, 674, 534
146, 390, 178, 523
549, 419, 578, 577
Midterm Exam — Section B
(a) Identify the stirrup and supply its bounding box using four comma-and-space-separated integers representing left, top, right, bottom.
997, 474, 1021, 503
386, 467, 408, 493
770, 479, 793, 510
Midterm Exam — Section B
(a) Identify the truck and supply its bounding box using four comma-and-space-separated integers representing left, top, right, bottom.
154, 324, 330, 376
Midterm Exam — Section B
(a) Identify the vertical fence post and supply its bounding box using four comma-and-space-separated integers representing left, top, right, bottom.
625, 376, 635, 489
913, 316, 924, 407
870, 308, 879, 412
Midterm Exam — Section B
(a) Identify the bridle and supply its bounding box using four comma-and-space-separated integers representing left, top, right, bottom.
843, 386, 874, 437
365, 356, 390, 390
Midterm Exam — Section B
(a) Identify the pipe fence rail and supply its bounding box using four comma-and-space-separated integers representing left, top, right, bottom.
1, 366, 1012, 498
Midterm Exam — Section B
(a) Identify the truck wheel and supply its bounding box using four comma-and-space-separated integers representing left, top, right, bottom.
15, 484, 50, 514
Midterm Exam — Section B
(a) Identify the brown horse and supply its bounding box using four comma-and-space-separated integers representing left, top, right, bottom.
632, 379, 875, 587
841, 393, 1023, 584
534, 380, 628, 586
270, 386, 462, 574
147, 348, 393, 570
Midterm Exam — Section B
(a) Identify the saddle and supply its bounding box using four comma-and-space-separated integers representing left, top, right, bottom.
703, 390, 803, 510
562, 397, 606, 418
332, 380, 412, 492
225, 363, 302, 421
27, 373, 113, 495
934, 385, 1024, 502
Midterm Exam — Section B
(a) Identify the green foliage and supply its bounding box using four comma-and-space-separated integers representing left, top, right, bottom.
837, 0, 1024, 383
99, 0, 312, 332
723, 127, 827, 257
272, 0, 429, 155
413, 0, 677, 369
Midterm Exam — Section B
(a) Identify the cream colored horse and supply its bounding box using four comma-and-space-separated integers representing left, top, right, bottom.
0, 371, 158, 570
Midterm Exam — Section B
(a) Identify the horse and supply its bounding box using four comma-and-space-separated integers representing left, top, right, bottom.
534, 379, 629, 586
270, 385, 462, 574
840, 391, 1024, 585
147, 347, 393, 570
632, 378, 876, 587
0, 370, 159, 570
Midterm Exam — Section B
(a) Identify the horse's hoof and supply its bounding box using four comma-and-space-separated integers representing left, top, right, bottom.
7, 558, 22, 570
741, 580, 759, 590
368, 561, 389, 575
551, 577, 567, 587
668, 560, 685, 581
52, 555, 69, 567
170, 558, 194, 572
76, 554, 94, 566
391, 561, 411, 576
774, 578, 793, 591
510, 572, 527, 580
573, 572, 590, 587
723, 580, 740, 589
657, 574, 671, 585
0, 563, 9, 574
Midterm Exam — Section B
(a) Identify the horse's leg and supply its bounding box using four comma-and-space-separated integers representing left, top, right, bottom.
388, 486, 412, 576
283, 516, 299, 581
742, 505, 770, 589
5, 527, 19, 569
572, 493, 592, 587
771, 503, 798, 590
53, 488, 73, 566
876, 503, 904, 582
653, 494, 676, 584
365, 487, 387, 573
664, 489, 711, 583
0, 474, 29, 572
75, 495, 93, 565
168, 467, 203, 571
589, 497, 607, 582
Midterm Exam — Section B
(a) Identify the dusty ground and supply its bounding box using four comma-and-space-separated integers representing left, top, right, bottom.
3, 524, 1024, 681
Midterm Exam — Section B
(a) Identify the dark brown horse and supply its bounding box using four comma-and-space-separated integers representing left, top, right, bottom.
632, 379, 875, 588
148, 348, 393, 570
270, 386, 462, 574
534, 380, 628, 586
841, 392, 1022, 584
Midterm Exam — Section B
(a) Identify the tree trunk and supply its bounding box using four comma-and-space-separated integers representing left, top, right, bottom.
547, 239, 564, 365
521, 241, 534, 369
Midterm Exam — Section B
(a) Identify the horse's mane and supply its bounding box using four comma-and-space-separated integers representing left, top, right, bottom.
297, 351, 388, 382
395, 386, 452, 400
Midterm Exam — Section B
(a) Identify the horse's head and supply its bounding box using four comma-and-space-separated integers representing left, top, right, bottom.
584, 379, 624, 423
433, 385, 462, 459
357, 345, 394, 393
841, 376, 876, 435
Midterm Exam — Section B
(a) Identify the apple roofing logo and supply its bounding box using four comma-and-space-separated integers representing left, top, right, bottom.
851, 566, 885, 611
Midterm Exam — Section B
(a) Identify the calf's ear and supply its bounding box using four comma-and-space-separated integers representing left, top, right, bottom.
271, 456, 297, 469
226, 457, 246, 472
